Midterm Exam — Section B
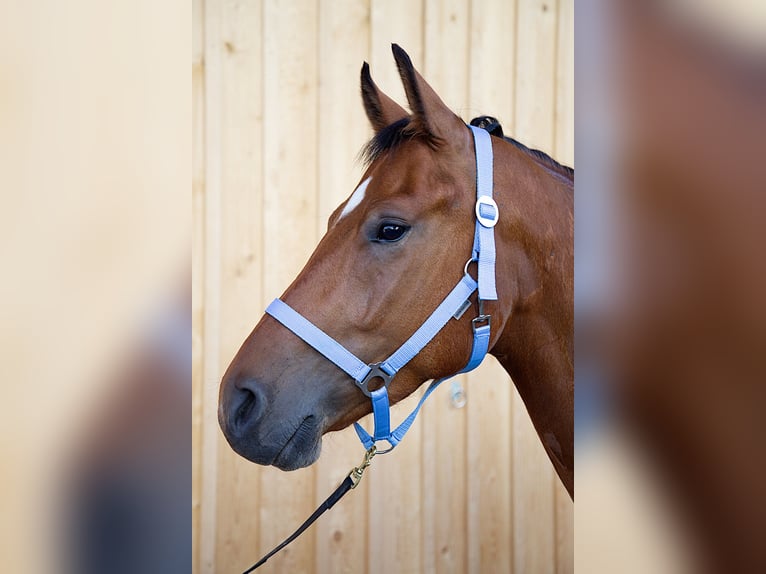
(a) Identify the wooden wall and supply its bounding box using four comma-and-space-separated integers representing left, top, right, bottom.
193, 1, 573, 572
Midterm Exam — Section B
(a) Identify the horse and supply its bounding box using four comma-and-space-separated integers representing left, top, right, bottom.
218, 44, 574, 498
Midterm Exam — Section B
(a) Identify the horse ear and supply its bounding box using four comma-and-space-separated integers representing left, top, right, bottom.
391, 44, 463, 142
360, 62, 408, 132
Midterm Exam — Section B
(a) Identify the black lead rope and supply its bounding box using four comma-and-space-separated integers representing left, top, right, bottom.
241, 447, 377, 573
242, 476, 354, 572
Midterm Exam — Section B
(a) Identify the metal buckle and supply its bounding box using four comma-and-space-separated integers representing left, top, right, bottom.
472, 298, 491, 332
356, 362, 394, 397
472, 314, 491, 332
475, 196, 499, 228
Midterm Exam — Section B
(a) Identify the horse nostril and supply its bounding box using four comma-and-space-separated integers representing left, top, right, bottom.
230, 378, 267, 433
235, 388, 257, 429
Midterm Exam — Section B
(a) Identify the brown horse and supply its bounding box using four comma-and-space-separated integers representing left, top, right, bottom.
218, 45, 574, 497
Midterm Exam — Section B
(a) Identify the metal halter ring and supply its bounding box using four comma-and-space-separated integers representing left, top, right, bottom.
463, 257, 478, 277
356, 362, 394, 397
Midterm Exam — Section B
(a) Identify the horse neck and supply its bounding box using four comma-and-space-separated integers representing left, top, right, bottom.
489, 141, 574, 495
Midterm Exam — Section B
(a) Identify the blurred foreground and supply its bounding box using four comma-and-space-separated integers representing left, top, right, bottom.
0, 1, 189, 572
577, 1, 766, 572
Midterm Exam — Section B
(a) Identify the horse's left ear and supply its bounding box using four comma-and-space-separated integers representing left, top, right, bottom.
391, 44, 465, 143
361, 62, 409, 132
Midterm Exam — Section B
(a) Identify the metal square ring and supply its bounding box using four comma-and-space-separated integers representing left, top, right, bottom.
356, 362, 394, 397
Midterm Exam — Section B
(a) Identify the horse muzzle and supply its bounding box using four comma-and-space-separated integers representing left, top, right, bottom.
218, 377, 323, 470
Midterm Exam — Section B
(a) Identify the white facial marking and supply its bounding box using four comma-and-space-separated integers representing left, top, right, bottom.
339, 176, 372, 220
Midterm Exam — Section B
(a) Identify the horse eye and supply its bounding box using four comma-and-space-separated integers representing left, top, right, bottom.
375, 222, 409, 242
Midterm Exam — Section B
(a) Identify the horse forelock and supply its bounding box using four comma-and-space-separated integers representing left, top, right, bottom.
360, 117, 439, 167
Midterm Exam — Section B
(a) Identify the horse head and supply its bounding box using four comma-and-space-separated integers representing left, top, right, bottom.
218, 46, 504, 470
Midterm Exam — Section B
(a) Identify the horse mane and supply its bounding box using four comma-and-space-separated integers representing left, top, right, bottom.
502, 136, 574, 182
361, 116, 574, 184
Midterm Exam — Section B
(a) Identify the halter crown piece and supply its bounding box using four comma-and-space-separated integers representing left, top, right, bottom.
265, 125, 498, 452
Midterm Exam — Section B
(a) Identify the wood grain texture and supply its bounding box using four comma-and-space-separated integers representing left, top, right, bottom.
193, 2, 573, 572
213, 0, 266, 571
199, 0, 222, 570
191, 2, 204, 572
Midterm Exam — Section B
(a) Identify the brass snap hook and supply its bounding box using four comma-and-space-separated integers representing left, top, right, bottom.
349, 445, 377, 488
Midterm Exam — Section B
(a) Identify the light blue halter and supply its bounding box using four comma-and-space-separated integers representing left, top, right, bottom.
265, 125, 498, 453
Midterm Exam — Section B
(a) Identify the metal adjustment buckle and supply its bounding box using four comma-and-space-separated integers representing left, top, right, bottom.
472, 298, 491, 332
475, 196, 499, 228
356, 362, 394, 397
472, 314, 491, 332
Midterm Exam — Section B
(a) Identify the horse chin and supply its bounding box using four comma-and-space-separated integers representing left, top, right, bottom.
271, 436, 321, 471
224, 414, 323, 470
272, 443, 321, 471
271, 416, 323, 471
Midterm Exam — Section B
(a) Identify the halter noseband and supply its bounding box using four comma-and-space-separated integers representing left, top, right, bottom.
265, 125, 499, 452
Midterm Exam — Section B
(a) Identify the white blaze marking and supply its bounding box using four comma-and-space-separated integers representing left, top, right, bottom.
339, 176, 372, 220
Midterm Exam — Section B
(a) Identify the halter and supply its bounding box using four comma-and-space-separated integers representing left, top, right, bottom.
243, 124, 499, 572
265, 125, 498, 452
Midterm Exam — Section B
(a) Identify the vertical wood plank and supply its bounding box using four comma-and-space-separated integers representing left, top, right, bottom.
213, 0, 266, 572
466, 2, 517, 572
510, 346, 556, 574
315, 2, 371, 573
259, 1, 319, 572
422, 1, 470, 573
512, 1, 559, 572
316, 0, 372, 227
514, 0, 559, 153
468, 0, 516, 131
367, 8, 426, 574
555, 479, 574, 574
370, 0, 424, 105
466, 361, 515, 574
200, 0, 222, 571
262, 0, 320, 289
191, 1, 205, 571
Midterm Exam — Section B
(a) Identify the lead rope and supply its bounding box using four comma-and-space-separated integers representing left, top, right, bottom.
242, 446, 377, 573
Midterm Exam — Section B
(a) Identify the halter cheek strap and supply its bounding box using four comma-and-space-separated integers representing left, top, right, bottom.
472, 125, 499, 301
265, 125, 498, 452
